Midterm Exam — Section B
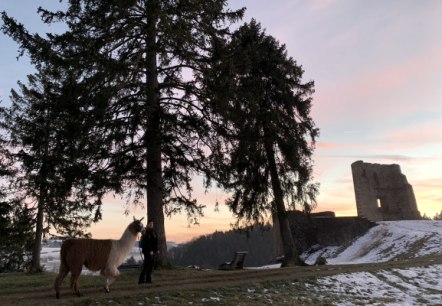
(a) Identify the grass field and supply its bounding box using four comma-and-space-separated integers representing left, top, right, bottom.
1, 255, 441, 305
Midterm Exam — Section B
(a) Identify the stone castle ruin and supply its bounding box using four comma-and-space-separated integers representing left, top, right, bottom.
273, 160, 421, 259
351, 160, 421, 221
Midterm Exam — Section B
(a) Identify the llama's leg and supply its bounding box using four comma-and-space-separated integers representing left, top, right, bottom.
104, 276, 115, 293
54, 265, 69, 299
70, 266, 83, 297
103, 267, 119, 293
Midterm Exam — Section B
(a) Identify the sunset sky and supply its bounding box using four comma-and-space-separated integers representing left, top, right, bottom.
1, 0, 441, 243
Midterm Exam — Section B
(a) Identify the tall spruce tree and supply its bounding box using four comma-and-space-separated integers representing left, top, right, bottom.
0, 71, 105, 272
2, 1, 244, 264
204, 20, 319, 266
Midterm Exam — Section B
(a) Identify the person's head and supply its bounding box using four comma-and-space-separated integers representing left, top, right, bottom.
147, 219, 154, 229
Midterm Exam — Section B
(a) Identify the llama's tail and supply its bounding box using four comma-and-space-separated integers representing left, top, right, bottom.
54, 240, 70, 299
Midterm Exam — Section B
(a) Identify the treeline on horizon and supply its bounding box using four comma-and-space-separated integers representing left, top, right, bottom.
168, 224, 275, 269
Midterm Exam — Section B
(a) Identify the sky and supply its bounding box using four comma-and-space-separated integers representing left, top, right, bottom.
1, 0, 442, 243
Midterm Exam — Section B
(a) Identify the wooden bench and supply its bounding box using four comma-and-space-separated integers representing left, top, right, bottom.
218, 251, 248, 270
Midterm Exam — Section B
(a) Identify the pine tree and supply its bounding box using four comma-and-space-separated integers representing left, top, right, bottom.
204, 20, 319, 266
433, 210, 442, 220
2, 1, 244, 265
0, 71, 106, 272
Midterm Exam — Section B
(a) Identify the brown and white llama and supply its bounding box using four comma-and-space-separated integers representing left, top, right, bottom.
54, 217, 144, 298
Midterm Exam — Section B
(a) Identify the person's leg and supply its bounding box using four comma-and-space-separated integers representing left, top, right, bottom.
146, 254, 155, 283
138, 256, 148, 284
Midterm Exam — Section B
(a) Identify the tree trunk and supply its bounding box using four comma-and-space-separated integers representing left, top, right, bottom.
30, 189, 45, 272
263, 135, 299, 267
271, 214, 283, 257
31, 125, 50, 273
145, 0, 168, 266
145, 133, 168, 265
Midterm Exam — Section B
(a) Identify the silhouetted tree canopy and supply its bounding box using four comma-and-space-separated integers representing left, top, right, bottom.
1, 0, 244, 265
203, 20, 319, 266
1, 3, 321, 269
432, 210, 442, 220
0, 70, 107, 271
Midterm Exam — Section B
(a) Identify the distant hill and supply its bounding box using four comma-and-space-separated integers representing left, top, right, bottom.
168, 224, 275, 269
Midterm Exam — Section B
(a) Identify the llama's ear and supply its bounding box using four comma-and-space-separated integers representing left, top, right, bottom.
133, 216, 136, 222
139, 217, 145, 222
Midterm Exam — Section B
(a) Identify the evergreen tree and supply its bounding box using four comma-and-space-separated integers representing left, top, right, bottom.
2, 1, 244, 265
0, 71, 105, 272
204, 20, 319, 266
433, 210, 442, 220
421, 213, 431, 220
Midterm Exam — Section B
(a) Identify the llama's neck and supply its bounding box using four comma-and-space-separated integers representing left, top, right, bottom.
107, 227, 138, 268
117, 227, 137, 251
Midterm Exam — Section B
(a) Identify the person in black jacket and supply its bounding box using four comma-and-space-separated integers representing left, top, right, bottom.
138, 219, 158, 284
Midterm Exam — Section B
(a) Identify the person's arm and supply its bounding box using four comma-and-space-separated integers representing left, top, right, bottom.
153, 232, 159, 253
147, 231, 155, 255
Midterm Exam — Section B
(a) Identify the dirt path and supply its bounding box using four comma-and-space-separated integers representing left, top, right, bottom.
5, 255, 442, 305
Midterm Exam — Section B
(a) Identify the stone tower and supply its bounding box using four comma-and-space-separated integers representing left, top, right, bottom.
351, 160, 421, 221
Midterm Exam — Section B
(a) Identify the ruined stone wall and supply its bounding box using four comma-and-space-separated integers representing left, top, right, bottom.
351, 160, 421, 221
273, 211, 377, 256
313, 216, 375, 246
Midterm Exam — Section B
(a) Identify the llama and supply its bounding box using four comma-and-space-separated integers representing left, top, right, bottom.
54, 217, 144, 298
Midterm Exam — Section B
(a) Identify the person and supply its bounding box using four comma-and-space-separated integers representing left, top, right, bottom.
138, 219, 159, 284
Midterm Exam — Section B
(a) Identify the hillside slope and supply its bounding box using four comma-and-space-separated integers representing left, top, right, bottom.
301, 220, 442, 265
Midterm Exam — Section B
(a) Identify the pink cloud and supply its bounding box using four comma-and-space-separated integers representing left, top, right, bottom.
314, 44, 442, 123
315, 141, 396, 154
315, 141, 343, 149
413, 177, 442, 191
380, 123, 442, 147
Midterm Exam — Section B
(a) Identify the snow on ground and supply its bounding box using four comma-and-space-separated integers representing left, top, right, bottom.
296, 220, 442, 305
301, 220, 442, 265
307, 264, 442, 305
252, 220, 442, 305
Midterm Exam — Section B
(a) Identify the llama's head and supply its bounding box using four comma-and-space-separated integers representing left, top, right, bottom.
128, 217, 145, 235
